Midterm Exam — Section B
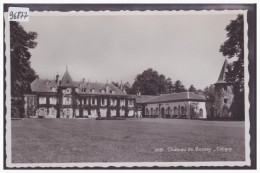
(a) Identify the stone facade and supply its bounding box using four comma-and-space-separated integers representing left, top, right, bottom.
213, 59, 234, 119
214, 84, 234, 118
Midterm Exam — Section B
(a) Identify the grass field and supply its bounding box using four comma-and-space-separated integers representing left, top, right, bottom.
11, 118, 245, 163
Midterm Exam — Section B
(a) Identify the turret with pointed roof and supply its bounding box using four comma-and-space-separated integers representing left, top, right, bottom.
215, 59, 228, 85
60, 66, 75, 87
213, 59, 234, 118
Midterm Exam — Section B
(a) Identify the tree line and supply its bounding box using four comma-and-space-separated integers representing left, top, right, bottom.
113, 68, 204, 95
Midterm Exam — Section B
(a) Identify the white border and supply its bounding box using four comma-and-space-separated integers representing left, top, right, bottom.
4, 9, 250, 168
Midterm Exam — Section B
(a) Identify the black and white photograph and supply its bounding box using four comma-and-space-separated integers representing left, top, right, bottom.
3, 3, 256, 169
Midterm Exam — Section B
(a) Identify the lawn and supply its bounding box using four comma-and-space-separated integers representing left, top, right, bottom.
11, 118, 245, 163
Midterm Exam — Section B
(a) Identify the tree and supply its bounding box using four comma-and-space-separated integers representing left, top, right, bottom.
10, 21, 38, 117
124, 82, 132, 94
131, 68, 174, 95
219, 14, 244, 120
173, 80, 186, 93
188, 85, 197, 93
204, 84, 215, 100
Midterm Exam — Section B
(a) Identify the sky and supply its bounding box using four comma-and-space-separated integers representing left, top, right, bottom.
20, 12, 238, 90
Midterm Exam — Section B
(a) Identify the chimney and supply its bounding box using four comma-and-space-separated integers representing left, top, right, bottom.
82, 78, 85, 83
120, 80, 123, 91
55, 74, 59, 83
105, 84, 109, 93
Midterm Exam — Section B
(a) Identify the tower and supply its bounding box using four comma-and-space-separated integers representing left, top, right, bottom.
213, 59, 234, 118
58, 66, 76, 118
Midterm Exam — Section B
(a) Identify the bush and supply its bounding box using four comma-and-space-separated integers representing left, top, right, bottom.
96, 117, 126, 120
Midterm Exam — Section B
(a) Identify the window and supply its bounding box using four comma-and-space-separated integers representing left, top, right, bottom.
82, 98, 88, 105
49, 97, 57, 105
167, 107, 171, 115
77, 99, 80, 105
151, 108, 154, 115
63, 96, 71, 105
161, 107, 165, 116
66, 88, 71, 94
75, 88, 79, 93
101, 98, 107, 106
82, 88, 87, 92
101, 89, 105, 93
146, 108, 149, 115
156, 108, 159, 115
120, 99, 125, 106
181, 106, 185, 115
75, 109, 79, 116
91, 98, 96, 105
111, 99, 117, 106
224, 98, 228, 104
199, 109, 203, 115
174, 107, 178, 115
129, 100, 134, 106
91, 89, 95, 93
39, 97, 46, 104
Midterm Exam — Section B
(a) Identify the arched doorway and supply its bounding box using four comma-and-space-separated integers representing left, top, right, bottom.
161, 107, 165, 118
166, 107, 171, 118
151, 108, 154, 118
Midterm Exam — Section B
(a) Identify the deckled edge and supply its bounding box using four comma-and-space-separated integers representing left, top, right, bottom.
4, 9, 251, 168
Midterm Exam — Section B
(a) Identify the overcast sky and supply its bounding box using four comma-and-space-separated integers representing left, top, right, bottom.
20, 13, 238, 90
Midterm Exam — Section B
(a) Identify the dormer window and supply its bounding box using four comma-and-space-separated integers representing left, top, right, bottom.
101, 89, 105, 93
111, 90, 115, 94
75, 88, 79, 93
65, 88, 71, 94
51, 87, 57, 92
82, 88, 87, 92
91, 89, 95, 93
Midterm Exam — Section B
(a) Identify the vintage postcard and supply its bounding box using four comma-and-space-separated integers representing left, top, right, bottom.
3, 4, 256, 169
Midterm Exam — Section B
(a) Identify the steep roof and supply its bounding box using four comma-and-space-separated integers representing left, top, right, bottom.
31, 67, 127, 96
74, 81, 127, 96
129, 95, 159, 104
139, 92, 207, 104
31, 79, 58, 93
31, 79, 127, 96
60, 67, 75, 87
215, 59, 228, 85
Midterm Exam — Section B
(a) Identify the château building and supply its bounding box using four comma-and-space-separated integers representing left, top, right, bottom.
24, 68, 136, 118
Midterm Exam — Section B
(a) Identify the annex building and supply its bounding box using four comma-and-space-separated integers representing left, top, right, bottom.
133, 92, 213, 119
